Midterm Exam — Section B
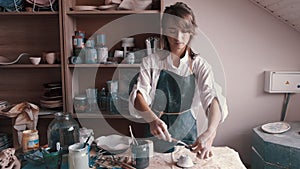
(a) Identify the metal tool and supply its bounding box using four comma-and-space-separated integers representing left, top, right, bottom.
172, 138, 192, 151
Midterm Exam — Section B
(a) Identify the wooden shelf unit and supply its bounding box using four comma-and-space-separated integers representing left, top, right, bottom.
0, 0, 163, 146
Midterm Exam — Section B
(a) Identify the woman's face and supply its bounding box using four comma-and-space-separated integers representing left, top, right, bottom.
164, 18, 192, 53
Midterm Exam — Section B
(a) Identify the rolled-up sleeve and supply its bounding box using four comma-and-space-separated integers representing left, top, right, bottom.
194, 58, 228, 122
128, 56, 153, 118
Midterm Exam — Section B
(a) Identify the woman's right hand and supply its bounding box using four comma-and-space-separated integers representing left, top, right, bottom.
149, 118, 172, 142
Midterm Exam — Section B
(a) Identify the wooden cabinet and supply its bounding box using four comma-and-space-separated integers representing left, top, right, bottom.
0, 0, 163, 147
0, 2, 64, 147
61, 0, 162, 137
0, 11, 63, 106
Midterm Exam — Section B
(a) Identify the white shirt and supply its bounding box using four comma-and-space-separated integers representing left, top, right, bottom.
129, 50, 228, 122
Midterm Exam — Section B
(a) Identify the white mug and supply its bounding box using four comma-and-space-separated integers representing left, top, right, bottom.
68, 143, 90, 169
45, 52, 56, 64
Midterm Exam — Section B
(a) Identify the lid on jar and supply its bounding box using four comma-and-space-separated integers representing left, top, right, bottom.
74, 95, 87, 100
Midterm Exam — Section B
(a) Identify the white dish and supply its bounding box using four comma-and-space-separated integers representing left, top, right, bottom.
98, 4, 118, 10
71, 6, 97, 11
261, 121, 291, 134
40, 102, 63, 109
95, 134, 132, 154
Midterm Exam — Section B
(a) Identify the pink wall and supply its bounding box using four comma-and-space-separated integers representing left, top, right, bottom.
165, 0, 300, 164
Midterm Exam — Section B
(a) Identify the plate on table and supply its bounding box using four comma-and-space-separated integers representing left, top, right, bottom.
261, 122, 291, 134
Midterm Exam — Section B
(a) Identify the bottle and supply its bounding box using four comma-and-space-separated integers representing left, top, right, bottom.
99, 87, 107, 111
47, 112, 80, 154
96, 34, 108, 63
84, 39, 97, 64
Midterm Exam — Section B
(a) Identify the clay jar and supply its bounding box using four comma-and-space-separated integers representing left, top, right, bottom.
44, 52, 56, 64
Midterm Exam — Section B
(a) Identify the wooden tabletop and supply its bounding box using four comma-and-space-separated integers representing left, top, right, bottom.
148, 146, 247, 169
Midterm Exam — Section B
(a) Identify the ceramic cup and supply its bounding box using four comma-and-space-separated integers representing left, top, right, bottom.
29, 57, 41, 65
131, 140, 149, 169
45, 52, 56, 64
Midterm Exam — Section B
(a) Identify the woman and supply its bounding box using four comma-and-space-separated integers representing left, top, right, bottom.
129, 2, 228, 159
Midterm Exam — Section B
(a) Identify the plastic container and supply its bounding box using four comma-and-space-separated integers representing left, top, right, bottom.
22, 130, 39, 152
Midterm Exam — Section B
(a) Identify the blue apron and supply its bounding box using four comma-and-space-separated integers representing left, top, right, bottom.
146, 70, 197, 153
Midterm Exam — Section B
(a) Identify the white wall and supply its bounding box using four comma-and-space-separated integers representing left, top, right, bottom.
165, 0, 300, 164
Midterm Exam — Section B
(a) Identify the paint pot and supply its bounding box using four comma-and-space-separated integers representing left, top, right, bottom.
131, 140, 149, 169
68, 143, 90, 169
22, 130, 39, 152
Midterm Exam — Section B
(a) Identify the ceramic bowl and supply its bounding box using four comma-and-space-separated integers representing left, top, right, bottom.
45, 52, 56, 64
29, 57, 41, 65
95, 134, 132, 154
177, 155, 194, 168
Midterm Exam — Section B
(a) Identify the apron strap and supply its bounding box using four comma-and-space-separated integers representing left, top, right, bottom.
158, 109, 191, 117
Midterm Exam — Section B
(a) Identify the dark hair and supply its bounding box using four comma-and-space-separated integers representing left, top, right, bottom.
162, 2, 198, 59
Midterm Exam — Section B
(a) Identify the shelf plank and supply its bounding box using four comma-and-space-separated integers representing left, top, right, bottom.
0, 11, 59, 16
0, 64, 61, 68
68, 63, 140, 68
67, 10, 160, 15
74, 112, 142, 120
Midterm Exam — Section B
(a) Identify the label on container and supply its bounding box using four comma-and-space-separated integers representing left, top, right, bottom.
27, 139, 39, 148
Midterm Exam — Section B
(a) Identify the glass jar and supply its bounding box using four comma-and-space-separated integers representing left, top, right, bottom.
107, 92, 119, 114
74, 95, 88, 113
127, 52, 135, 64
84, 39, 97, 64
47, 112, 80, 154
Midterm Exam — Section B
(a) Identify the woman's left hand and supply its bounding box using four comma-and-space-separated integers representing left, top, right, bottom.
190, 130, 216, 159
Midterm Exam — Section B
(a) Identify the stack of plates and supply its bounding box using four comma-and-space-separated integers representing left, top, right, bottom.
40, 82, 63, 109
0, 133, 12, 151
71, 5, 97, 11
